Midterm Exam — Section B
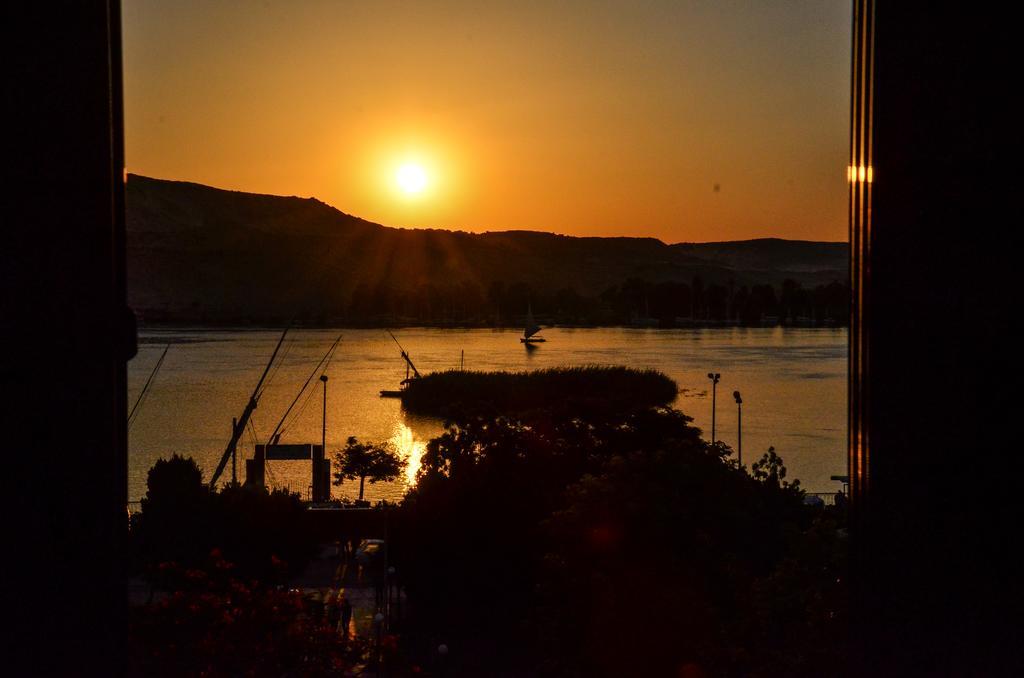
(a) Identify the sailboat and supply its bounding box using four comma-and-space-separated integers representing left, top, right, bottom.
520, 304, 546, 344
381, 330, 421, 398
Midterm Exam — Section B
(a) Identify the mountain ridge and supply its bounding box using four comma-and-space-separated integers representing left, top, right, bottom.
127, 174, 848, 325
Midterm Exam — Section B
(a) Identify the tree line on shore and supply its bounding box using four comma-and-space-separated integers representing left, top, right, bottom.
347, 276, 849, 327
141, 275, 849, 327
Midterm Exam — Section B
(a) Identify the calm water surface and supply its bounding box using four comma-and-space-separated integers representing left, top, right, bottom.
128, 327, 847, 503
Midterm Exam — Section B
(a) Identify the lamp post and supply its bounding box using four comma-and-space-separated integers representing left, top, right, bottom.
386, 565, 396, 623
319, 374, 328, 454
373, 611, 385, 670
707, 372, 721, 443
733, 390, 742, 466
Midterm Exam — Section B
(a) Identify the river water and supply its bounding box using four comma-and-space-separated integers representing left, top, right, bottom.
127, 327, 847, 503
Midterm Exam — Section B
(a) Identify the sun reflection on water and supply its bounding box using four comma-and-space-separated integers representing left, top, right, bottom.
390, 422, 427, 486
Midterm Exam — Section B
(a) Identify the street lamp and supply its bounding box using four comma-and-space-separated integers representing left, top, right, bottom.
319, 374, 328, 455
707, 373, 721, 443
386, 565, 396, 622
733, 390, 742, 466
373, 611, 385, 667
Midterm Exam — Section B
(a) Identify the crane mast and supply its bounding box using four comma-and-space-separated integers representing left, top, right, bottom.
208, 326, 289, 489
388, 330, 421, 382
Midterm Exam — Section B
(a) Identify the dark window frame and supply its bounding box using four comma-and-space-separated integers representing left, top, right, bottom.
5, 1, 1017, 674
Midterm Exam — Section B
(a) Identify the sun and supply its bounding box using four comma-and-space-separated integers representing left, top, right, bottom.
395, 163, 428, 194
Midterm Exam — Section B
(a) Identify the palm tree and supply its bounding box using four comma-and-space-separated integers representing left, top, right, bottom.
332, 437, 406, 501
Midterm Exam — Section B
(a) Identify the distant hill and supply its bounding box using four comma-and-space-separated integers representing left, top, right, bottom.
127, 175, 848, 325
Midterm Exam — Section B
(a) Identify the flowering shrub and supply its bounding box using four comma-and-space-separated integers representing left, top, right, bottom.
129, 552, 370, 677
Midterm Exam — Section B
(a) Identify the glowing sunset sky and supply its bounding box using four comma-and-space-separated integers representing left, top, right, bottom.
123, 1, 850, 243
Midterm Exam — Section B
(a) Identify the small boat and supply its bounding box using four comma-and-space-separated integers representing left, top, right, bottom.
380, 376, 415, 399
520, 304, 546, 344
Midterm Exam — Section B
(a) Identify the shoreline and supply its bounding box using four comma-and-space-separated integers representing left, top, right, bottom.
135, 319, 850, 333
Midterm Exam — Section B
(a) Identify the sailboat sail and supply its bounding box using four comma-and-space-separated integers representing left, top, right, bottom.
524, 304, 541, 338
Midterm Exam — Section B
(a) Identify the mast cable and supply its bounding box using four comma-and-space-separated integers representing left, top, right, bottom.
212, 227, 349, 489
268, 334, 342, 443
127, 344, 170, 430
208, 326, 289, 489
259, 333, 295, 399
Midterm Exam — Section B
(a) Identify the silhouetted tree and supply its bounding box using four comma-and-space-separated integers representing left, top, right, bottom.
734, 284, 751, 323
752, 445, 800, 490
651, 281, 683, 321
706, 282, 729, 319
692, 275, 705, 319
332, 437, 406, 501
487, 279, 507, 322
750, 283, 779, 322
813, 280, 849, 322
621, 277, 652, 318
727, 278, 736, 321
135, 454, 214, 570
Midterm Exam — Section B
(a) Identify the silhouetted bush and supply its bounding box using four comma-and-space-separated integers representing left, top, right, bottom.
214, 483, 318, 583
541, 445, 837, 676
131, 456, 317, 586
392, 408, 845, 675
133, 455, 216, 576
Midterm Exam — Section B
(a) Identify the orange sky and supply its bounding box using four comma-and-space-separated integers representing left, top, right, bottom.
123, 1, 850, 243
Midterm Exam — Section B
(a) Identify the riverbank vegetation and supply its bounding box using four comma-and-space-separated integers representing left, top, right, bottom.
130, 402, 847, 675
400, 365, 679, 418
392, 405, 847, 675
130, 455, 320, 586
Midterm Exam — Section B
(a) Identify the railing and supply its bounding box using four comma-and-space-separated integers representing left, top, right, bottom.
804, 492, 846, 506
